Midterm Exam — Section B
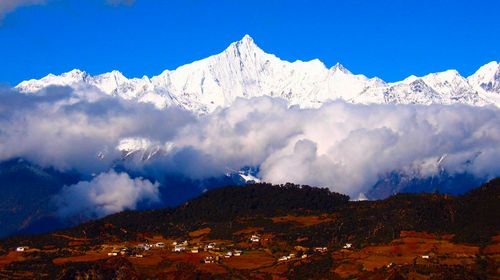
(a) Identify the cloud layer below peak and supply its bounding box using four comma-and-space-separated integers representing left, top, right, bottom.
1, 86, 499, 213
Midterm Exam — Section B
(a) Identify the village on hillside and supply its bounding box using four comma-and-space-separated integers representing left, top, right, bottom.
12, 232, 336, 266
3, 228, 492, 279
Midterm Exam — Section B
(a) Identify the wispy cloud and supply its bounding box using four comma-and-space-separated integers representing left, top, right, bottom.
0, 0, 47, 20
0, 0, 136, 22
106, 0, 135, 6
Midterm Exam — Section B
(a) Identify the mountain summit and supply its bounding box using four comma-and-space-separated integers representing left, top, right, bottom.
16, 36, 500, 113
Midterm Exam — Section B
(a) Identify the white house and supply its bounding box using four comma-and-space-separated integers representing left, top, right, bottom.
16, 247, 27, 252
173, 244, 186, 252
278, 256, 288, 262
343, 243, 352, 249
250, 234, 261, 242
314, 247, 328, 253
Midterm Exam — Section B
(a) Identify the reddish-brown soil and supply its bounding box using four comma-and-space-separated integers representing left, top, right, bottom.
333, 231, 482, 276
271, 214, 334, 226
52, 252, 109, 265
188, 227, 211, 238
0, 251, 28, 268
223, 250, 275, 270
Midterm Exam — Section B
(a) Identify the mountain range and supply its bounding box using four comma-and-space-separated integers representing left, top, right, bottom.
16, 35, 500, 114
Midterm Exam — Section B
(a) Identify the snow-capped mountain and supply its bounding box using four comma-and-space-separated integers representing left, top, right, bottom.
16, 35, 500, 113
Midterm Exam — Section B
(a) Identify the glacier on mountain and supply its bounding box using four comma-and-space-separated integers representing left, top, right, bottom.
16, 35, 500, 113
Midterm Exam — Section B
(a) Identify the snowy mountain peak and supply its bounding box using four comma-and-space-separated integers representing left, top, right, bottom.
224, 34, 264, 56
466, 61, 500, 105
476, 61, 499, 73
469, 61, 499, 82
421, 69, 465, 86
238, 34, 255, 45
401, 75, 418, 84
62, 69, 87, 78
429, 69, 461, 78
16, 69, 89, 93
331, 63, 351, 74
95, 70, 126, 81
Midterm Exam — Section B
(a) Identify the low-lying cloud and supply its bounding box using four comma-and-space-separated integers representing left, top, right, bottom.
55, 170, 160, 219
1, 85, 499, 216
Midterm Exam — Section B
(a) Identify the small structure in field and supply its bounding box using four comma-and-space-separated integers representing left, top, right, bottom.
107, 251, 119, 256
278, 256, 288, 262
278, 253, 296, 262
173, 244, 186, 252
191, 247, 199, 253
314, 247, 328, 253
234, 250, 242, 256
204, 256, 215, 263
138, 244, 151, 251
16, 246, 28, 252
206, 242, 216, 250
250, 234, 261, 242
343, 243, 352, 249
421, 255, 430, 259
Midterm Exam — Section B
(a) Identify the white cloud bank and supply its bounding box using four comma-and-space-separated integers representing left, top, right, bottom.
55, 170, 160, 219
172, 98, 500, 195
1, 85, 499, 207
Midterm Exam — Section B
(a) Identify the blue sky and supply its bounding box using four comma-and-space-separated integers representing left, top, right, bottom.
0, 0, 499, 85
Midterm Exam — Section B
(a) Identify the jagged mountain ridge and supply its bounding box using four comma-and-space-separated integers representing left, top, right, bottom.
16, 35, 500, 113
